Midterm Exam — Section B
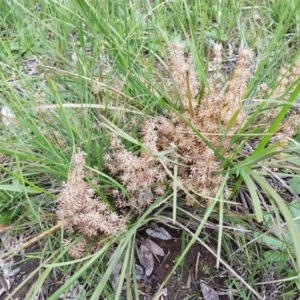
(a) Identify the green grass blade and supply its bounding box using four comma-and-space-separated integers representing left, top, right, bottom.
153, 172, 229, 297
115, 239, 131, 300
48, 238, 115, 300
230, 145, 280, 172
246, 1, 300, 96
240, 169, 263, 223
90, 234, 132, 299
254, 78, 300, 152
216, 180, 226, 269
173, 155, 178, 224
250, 170, 300, 284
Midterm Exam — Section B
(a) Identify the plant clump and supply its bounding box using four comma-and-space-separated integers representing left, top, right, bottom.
57, 43, 300, 258
104, 43, 254, 205
103, 43, 300, 207
56, 151, 127, 258
103, 134, 167, 211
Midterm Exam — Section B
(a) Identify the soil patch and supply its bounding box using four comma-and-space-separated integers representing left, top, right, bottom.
138, 226, 228, 299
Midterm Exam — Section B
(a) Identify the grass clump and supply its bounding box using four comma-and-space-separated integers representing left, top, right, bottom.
1, 0, 300, 299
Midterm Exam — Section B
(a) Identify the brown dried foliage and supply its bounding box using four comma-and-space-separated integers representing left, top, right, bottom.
56, 151, 127, 257
104, 43, 254, 205
263, 59, 300, 147
104, 43, 300, 207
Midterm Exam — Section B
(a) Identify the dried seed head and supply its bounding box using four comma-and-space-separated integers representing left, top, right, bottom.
56, 151, 127, 252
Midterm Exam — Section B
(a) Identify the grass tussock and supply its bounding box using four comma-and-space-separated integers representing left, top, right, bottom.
1, 0, 300, 299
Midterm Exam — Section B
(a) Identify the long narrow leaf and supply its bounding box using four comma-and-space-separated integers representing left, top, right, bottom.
250, 170, 300, 284
173, 155, 178, 224
240, 169, 263, 223
48, 238, 116, 300
254, 78, 300, 152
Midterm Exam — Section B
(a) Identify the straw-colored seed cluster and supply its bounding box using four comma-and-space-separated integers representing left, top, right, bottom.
105, 43, 254, 205
56, 152, 127, 257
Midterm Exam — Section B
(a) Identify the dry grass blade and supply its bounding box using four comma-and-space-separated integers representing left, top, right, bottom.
0, 223, 62, 260
34, 103, 143, 115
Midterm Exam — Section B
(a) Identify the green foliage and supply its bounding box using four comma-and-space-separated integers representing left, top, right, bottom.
0, 0, 300, 298
289, 177, 300, 194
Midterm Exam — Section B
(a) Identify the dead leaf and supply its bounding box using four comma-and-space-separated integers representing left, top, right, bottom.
0, 258, 21, 291
111, 262, 122, 290
143, 239, 165, 257
138, 239, 166, 277
146, 226, 172, 240
138, 243, 154, 277
135, 264, 144, 280
200, 281, 219, 300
